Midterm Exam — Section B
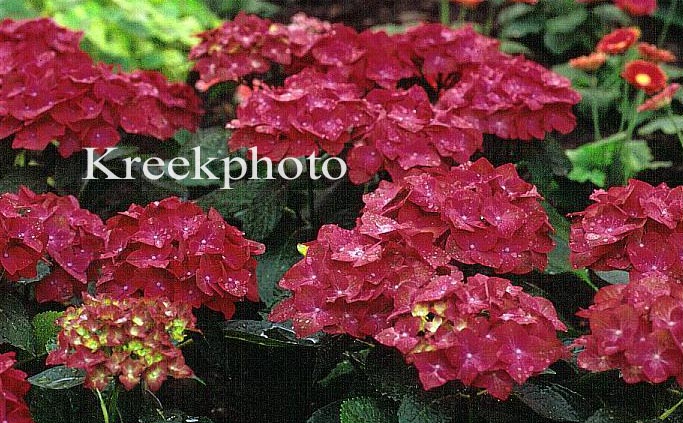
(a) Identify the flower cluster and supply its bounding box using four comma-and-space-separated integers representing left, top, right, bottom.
194, 14, 579, 184
271, 160, 562, 398
379, 273, 566, 400
0, 186, 108, 302
569, 179, 683, 281
270, 223, 565, 399
0, 352, 33, 423
0, 18, 202, 157
575, 273, 683, 385
47, 295, 197, 391
97, 197, 265, 318
570, 26, 676, 111
362, 158, 554, 274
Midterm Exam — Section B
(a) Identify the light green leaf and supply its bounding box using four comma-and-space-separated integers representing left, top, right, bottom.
545, 8, 587, 34
594, 270, 630, 285
638, 115, 683, 136
33, 311, 63, 354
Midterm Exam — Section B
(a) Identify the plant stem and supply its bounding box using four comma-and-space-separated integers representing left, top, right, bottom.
657, 0, 679, 46
590, 76, 602, 140
440, 0, 450, 25
96, 389, 110, 423
307, 176, 316, 227
666, 106, 683, 151
660, 396, 683, 420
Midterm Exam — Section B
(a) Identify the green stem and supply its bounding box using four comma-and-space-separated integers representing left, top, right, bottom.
96, 389, 110, 423
590, 76, 602, 140
618, 82, 630, 132
660, 396, 683, 420
666, 106, 683, 151
625, 91, 645, 141
440, 0, 450, 25
657, 0, 679, 46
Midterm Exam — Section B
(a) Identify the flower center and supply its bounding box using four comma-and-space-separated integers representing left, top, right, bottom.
635, 73, 652, 86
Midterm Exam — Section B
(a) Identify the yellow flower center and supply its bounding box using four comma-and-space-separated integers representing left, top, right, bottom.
635, 73, 652, 86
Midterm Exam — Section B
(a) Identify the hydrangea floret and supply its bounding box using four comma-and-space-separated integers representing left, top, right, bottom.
97, 197, 265, 318
47, 294, 197, 391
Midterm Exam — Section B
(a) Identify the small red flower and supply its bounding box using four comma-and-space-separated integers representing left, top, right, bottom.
615, 0, 657, 16
638, 42, 676, 63
622, 60, 668, 94
638, 83, 681, 112
596, 27, 641, 54
569, 52, 607, 71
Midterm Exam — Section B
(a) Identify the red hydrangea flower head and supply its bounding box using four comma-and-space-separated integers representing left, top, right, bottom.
0, 18, 202, 157
271, 233, 566, 400
360, 158, 554, 274
575, 273, 683, 386
47, 294, 197, 391
569, 179, 683, 280
0, 186, 108, 302
622, 60, 668, 95
97, 197, 265, 318
596, 27, 641, 54
0, 352, 33, 423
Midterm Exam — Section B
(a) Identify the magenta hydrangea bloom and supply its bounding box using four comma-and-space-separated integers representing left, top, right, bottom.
193, 14, 580, 184
575, 273, 683, 386
0, 18, 203, 157
0, 186, 108, 302
97, 197, 265, 318
569, 179, 683, 281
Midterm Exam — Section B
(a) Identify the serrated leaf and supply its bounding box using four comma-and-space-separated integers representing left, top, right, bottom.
196, 178, 286, 241
318, 360, 355, 387
33, 311, 63, 354
594, 270, 630, 285
175, 127, 230, 187
397, 395, 452, 423
28, 366, 86, 389
222, 320, 322, 347
514, 383, 587, 422
256, 242, 302, 308
638, 115, 683, 136
308, 402, 342, 423
340, 397, 391, 423
0, 294, 36, 354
